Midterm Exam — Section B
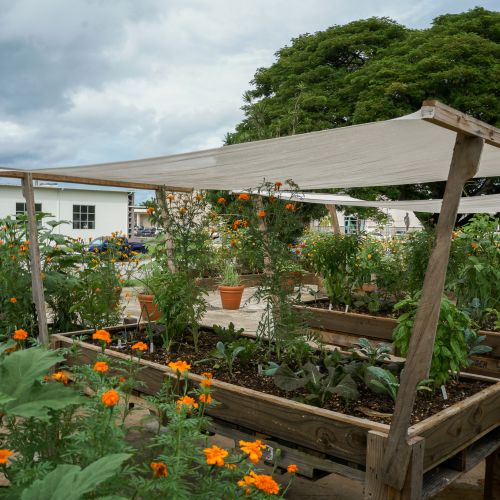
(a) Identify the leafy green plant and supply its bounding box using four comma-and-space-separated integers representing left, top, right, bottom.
351, 338, 391, 365
273, 361, 359, 406
464, 328, 493, 359
393, 294, 472, 387
209, 341, 247, 378
218, 260, 241, 286
212, 322, 245, 343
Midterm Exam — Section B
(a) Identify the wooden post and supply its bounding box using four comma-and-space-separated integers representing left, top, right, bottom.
485, 447, 500, 500
155, 187, 176, 273
21, 173, 49, 345
326, 204, 341, 234
365, 431, 424, 500
382, 133, 484, 490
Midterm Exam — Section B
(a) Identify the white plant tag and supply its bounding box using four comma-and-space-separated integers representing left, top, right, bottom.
328, 303, 332, 311
117, 339, 122, 348
263, 444, 274, 462
150, 341, 154, 354
441, 385, 448, 400
345, 305, 349, 313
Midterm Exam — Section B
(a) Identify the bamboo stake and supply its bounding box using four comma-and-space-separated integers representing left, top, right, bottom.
382, 133, 484, 490
21, 173, 49, 345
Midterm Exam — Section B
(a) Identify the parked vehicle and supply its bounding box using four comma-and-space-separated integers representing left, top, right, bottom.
88, 236, 147, 255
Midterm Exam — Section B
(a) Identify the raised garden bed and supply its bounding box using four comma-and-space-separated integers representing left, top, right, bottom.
295, 301, 500, 379
51, 324, 500, 496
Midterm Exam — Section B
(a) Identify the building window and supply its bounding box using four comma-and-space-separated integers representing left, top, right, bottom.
344, 215, 358, 234
16, 202, 42, 217
73, 205, 95, 229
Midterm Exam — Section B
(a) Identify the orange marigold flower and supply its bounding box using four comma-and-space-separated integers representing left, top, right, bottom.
176, 395, 198, 412
287, 464, 298, 474
146, 206, 155, 215
132, 341, 148, 351
93, 361, 109, 373
0, 449, 13, 465
257, 210, 266, 219
179, 207, 188, 215
225, 463, 236, 469
253, 473, 280, 495
168, 360, 191, 374
239, 439, 266, 464
230, 239, 238, 247
204, 445, 228, 467
294, 249, 301, 255
119, 376, 126, 383
9, 297, 17, 303
93, 329, 111, 344
201, 372, 213, 379
274, 181, 283, 190
101, 389, 120, 407
285, 203, 295, 211
52, 371, 69, 385
13, 329, 28, 341
471, 243, 478, 249
167, 194, 176, 202
196, 194, 204, 201
150, 461, 168, 477
233, 219, 242, 230
217, 197, 226, 205
200, 377, 212, 388
199, 393, 213, 405
238, 193, 250, 201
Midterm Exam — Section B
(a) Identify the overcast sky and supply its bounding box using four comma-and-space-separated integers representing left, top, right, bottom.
0, 0, 497, 182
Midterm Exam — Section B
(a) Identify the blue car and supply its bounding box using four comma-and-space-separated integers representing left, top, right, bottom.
88, 236, 147, 255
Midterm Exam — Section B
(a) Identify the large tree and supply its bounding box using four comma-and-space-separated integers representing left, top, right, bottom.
226, 8, 500, 225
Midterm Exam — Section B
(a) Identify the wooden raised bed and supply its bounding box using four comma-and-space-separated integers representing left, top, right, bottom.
51, 326, 500, 498
295, 304, 500, 379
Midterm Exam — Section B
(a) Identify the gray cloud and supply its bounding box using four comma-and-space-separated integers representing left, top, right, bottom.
0, 0, 497, 176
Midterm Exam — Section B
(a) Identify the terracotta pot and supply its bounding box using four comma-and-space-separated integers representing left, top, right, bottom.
361, 283, 378, 293
219, 285, 245, 310
137, 293, 161, 321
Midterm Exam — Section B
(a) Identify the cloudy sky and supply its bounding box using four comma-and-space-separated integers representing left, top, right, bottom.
0, 0, 496, 193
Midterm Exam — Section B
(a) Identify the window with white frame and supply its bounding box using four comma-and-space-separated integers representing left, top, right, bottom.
73, 205, 95, 229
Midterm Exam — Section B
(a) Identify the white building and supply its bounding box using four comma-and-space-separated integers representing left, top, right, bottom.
0, 182, 134, 240
312, 207, 423, 236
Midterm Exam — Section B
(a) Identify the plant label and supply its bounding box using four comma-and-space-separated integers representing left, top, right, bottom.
263, 444, 274, 462
441, 385, 448, 400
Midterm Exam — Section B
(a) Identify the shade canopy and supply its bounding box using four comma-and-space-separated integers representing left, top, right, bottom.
249, 191, 500, 214
1, 102, 499, 191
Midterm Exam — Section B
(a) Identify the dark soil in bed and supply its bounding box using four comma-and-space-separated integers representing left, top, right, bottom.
84, 328, 490, 426
301, 298, 399, 318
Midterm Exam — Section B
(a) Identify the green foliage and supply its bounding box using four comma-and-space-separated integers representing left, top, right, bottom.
273, 361, 359, 406
210, 341, 248, 378
393, 294, 472, 387
226, 8, 500, 219
304, 233, 361, 306
212, 322, 245, 344
218, 260, 241, 286
351, 338, 391, 365
20, 454, 132, 500
0, 347, 82, 419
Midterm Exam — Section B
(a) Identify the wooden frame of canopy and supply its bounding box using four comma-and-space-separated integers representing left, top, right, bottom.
1, 100, 499, 498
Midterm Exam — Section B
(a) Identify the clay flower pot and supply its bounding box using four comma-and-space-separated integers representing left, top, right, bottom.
137, 293, 161, 320
361, 283, 378, 293
219, 285, 245, 310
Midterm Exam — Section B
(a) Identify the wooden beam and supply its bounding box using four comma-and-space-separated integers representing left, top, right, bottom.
326, 204, 341, 234
382, 133, 484, 490
21, 172, 49, 345
0, 169, 192, 192
421, 100, 500, 148
485, 446, 500, 500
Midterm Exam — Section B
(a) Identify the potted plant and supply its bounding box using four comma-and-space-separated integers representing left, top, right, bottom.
218, 261, 245, 310
137, 263, 162, 321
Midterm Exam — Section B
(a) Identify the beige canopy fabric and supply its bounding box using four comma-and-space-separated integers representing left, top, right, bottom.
247, 191, 500, 214
1, 107, 499, 190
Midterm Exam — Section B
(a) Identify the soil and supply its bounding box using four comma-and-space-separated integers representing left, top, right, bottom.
85, 328, 490, 426
302, 298, 399, 319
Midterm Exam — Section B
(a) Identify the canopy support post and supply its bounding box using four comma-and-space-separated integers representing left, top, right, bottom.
21, 173, 49, 345
325, 204, 341, 234
381, 133, 484, 490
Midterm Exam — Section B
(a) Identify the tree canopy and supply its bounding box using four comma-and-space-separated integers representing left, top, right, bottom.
226, 8, 500, 225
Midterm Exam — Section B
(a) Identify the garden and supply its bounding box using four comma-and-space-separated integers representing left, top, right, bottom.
1, 177, 499, 499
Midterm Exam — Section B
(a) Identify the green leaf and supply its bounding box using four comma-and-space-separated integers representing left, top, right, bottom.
274, 364, 308, 391
21, 453, 131, 500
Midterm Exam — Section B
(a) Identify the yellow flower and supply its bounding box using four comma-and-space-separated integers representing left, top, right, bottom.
176, 395, 198, 412
13, 328, 28, 340
168, 360, 191, 374
239, 439, 266, 464
93, 361, 109, 373
150, 461, 168, 477
0, 449, 13, 465
204, 445, 228, 466
132, 341, 148, 351
93, 329, 111, 344
52, 371, 69, 384
101, 389, 120, 407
